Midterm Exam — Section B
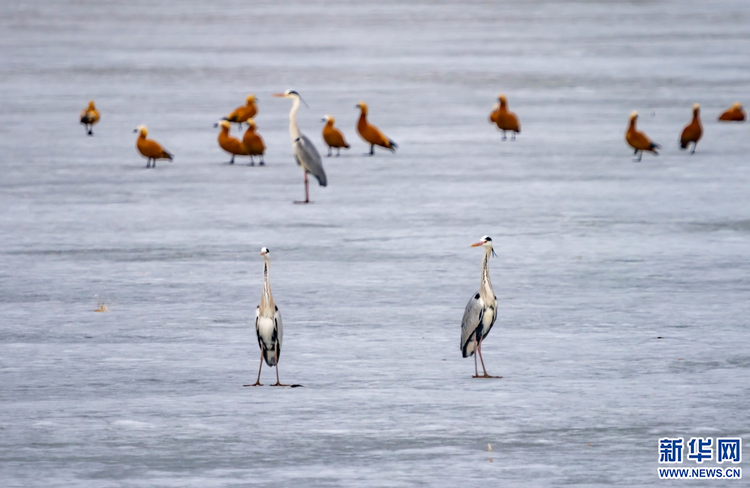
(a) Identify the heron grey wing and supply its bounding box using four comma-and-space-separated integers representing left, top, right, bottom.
255, 306, 262, 348
274, 305, 283, 349
293, 134, 327, 187
460, 292, 483, 357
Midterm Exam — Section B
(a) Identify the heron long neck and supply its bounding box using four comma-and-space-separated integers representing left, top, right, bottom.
480, 248, 493, 299
289, 97, 301, 142
260, 259, 274, 313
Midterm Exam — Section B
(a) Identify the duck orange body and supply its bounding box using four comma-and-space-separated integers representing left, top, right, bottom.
242, 119, 266, 166
216, 120, 249, 164
718, 102, 746, 122
679, 104, 703, 154
321, 115, 349, 157
134, 125, 173, 168
626, 111, 660, 162
80, 100, 100, 136
493, 94, 520, 140
224, 95, 258, 128
356, 102, 397, 155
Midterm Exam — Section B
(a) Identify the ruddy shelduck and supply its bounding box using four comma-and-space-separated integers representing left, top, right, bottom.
355, 102, 397, 155
224, 95, 258, 129
625, 111, 660, 162
133, 125, 173, 168
718, 102, 746, 122
215, 120, 249, 164
80, 100, 100, 136
242, 119, 266, 166
679, 104, 703, 154
321, 115, 349, 157
492, 94, 521, 141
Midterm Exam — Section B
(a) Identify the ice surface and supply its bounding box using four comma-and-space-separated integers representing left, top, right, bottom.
1, 0, 749, 486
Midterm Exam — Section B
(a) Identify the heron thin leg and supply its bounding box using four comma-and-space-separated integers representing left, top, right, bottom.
478, 339, 488, 376
295, 171, 310, 204
270, 343, 288, 387
476, 338, 501, 378
244, 350, 264, 387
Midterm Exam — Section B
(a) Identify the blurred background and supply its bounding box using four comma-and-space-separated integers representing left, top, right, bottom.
1, 1, 749, 486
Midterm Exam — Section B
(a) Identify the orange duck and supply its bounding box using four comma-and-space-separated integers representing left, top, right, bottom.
224, 95, 258, 129
80, 100, 100, 136
355, 102, 397, 155
493, 94, 521, 141
242, 119, 266, 166
625, 111, 660, 162
718, 102, 746, 122
679, 104, 703, 154
133, 125, 173, 168
321, 115, 349, 157
215, 120, 249, 164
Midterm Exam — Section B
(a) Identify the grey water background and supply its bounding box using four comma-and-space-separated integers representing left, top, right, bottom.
1, 0, 750, 486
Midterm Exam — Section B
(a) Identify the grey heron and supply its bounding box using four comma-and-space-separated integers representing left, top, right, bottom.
244, 247, 287, 387
273, 90, 327, 204
460, 236, 501, 378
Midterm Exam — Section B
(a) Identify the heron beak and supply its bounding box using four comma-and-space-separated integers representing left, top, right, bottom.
470, 242, 484, 247
272, 93, 286, 98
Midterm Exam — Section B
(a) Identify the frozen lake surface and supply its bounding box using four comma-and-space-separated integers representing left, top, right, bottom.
1, 0, 750, 486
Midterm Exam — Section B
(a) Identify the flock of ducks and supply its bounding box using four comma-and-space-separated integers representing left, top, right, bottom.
626, 102, 747, 162
78, 93, 748, 384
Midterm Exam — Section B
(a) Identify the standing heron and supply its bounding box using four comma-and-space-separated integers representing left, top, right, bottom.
273, 90, 327, 204
460, 236, 501, 378
245, 247, 287, 387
